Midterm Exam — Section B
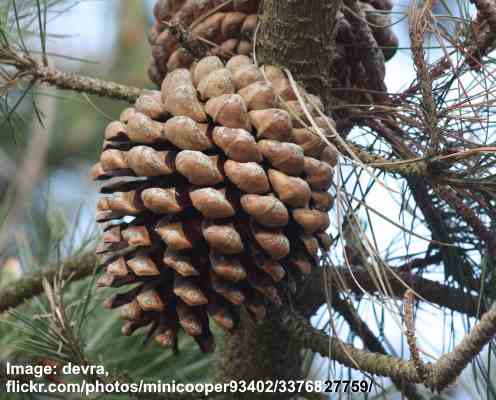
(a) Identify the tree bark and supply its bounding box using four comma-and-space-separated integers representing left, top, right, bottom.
215, 1, 342, 397
215, 311, 303, 400
257, 0, 341, 108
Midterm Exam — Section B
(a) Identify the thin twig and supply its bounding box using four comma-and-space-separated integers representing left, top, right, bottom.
1, 48, 143, 102
409, 0, 441, 154
403, 290, 428, 380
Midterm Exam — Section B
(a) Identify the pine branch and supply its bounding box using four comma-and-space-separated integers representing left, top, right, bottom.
281, 304, 496, 390
0, 251, 97, 313
330, 138, 431, 177
298, 264, 485, 319
327, 266, 485, 318
332, 294, 424, 400
397, 253, 443, 273
1, 47, 143, 103
432, 300, 496, 390
32, 65, 144, 103
280, 310, 422, 382
435, 185, 496, 260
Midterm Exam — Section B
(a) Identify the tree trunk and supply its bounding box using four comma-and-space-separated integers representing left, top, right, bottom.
215, 1, 342, 398
215, 311, 302, 400
257, 0, 341, 108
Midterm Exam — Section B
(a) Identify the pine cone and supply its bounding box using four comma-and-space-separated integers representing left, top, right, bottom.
148, 0, 399, 86
93, 56, 337, 352
148, 0, 261, 85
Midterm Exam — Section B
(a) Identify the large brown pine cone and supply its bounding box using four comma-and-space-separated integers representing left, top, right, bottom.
92, 55, 337, 352
148, 0, 399, 86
